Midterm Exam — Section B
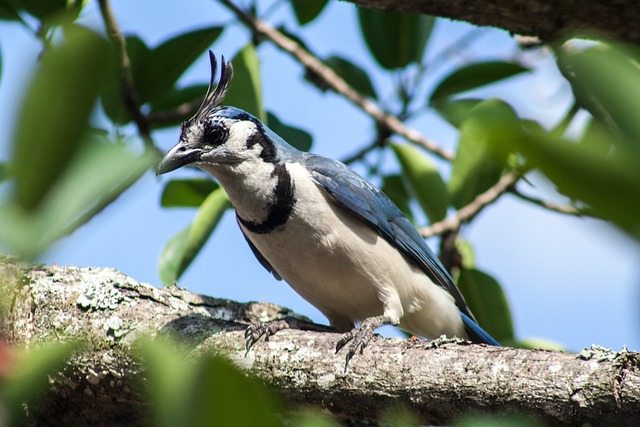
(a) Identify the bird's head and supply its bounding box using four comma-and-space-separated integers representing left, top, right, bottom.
156, 52, 286, 177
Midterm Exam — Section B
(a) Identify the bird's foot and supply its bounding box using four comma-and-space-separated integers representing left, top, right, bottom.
335, 315, 390, 372
244, 319, 290, 355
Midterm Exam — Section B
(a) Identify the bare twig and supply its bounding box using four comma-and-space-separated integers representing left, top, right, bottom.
219, 0, 453, 161
510, 188, 584, 216
98, 0, 153, 147
146, 97, 205, 127
420, 170, 521, 237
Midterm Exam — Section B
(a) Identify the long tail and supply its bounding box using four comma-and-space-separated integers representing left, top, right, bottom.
460, 312, 501, 346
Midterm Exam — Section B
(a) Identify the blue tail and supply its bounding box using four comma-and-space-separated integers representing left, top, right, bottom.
460, 312, 500, 346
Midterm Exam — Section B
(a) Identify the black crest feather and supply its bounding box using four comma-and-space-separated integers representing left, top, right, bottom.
193, 51, 234, 121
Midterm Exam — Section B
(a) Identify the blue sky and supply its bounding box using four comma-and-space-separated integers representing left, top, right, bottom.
1, 0, 639, 351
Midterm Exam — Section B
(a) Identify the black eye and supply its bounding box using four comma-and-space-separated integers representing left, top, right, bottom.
202, 122, 227, 146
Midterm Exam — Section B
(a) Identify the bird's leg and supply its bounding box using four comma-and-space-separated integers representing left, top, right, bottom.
335, 314, 392, 370
244, 319, 290, 355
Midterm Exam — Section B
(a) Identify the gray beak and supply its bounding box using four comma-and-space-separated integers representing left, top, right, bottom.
156, 143, 203, 176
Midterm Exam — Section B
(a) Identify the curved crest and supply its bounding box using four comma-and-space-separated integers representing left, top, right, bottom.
193, 51, 234, 121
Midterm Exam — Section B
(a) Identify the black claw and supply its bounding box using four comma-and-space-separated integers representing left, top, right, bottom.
335, 331, 353, 354
243, 320, 290, 356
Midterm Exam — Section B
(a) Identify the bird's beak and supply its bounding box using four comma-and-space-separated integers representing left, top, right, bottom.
156, 143, 203, 176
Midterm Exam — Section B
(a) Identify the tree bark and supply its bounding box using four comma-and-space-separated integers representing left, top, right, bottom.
1, 259, 639, 426
346, 0, 640, 45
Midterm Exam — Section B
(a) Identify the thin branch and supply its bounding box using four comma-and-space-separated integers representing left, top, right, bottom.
420, 170, 520, 237
510, 188, 584, 216
219, 0, 454, 161
146, 97, 205, 127
98, 0, 153, 147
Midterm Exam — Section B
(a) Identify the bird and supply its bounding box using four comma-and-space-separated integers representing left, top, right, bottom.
156, 52, 499, 367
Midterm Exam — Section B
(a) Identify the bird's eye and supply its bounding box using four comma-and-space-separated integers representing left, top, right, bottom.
202, 122, 227, 146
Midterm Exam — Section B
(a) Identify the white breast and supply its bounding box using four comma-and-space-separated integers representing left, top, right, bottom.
240, 163, 466, 339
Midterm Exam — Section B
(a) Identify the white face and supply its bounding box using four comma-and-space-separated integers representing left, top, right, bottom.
183, 117, 260, 166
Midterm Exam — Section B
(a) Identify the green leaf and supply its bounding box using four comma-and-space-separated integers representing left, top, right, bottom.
457, 268, 514, 343
448, 99, 516, 208
141, 336, 280, 427
140, 26, 224, 103
433, 98, 482, 128
139, 337, 195, 427
7, 0, 80, 21
1, 142, 157, 259
291, 0, 328, 25
2, 342, 78, 424
325, 55, 377, 99
187, 356, 280, 427
358, 8, 434, 70
557, 42, 640, 145
160, 178, 219, 208
158, 187, 230, 285
391, 143, 448, 223
0, 162, 11, 182
99, 35, 150, 124
12, 25, 109, 211
225, 44, 265, 121
508, 128, 640, 238
266, 112, 313, 151
381, 174, 414, 223
430, 61, 529, 104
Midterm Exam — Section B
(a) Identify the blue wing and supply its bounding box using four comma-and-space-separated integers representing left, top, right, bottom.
304, 154, 499, 346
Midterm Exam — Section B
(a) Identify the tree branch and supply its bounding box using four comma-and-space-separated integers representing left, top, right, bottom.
98, 0, 153, 147
2, 260, 639, 425
420, 170, 520, 238
219, 0, 453, 161
345, 0, 640, 46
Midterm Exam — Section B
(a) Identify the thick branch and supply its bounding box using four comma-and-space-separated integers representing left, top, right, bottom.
1, 260, 639, 425
345, 0, 640, 45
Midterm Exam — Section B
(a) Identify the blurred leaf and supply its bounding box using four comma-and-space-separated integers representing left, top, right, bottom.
433, 98, 482, 128
225, 44, 265, 121
515, 337, 567, 351
0, 162, 11, 182
100, 35, 150, 124
266, 112, 313, 151
1, 342, 77, 425
358, 8, 434, 70
506, 129, 640, 238
12, 25, 109, 211
455, 413, 543, 427
430, 61, 529, 104
391, 143, 448, 223
557, 42, 640, 146
161, 178, 219, 208
149, 84, 208, 129
5, 0, 81, 21
457, 268, 514, 343
0, 142, 156, 259
139, 337, 194, 427
579, 118, 614, 157
456, 239, 475, 269
448, 99, 516, 208
325, 55, 377, 99
291, 0, 328, 25
0, 3, 22, 21
159, 187, 230, 285
139, 26, 223, 103
381, 174, 414, 223
141, 336, 280, 427
187, 355, 280, 427
289, 409, 341, 427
